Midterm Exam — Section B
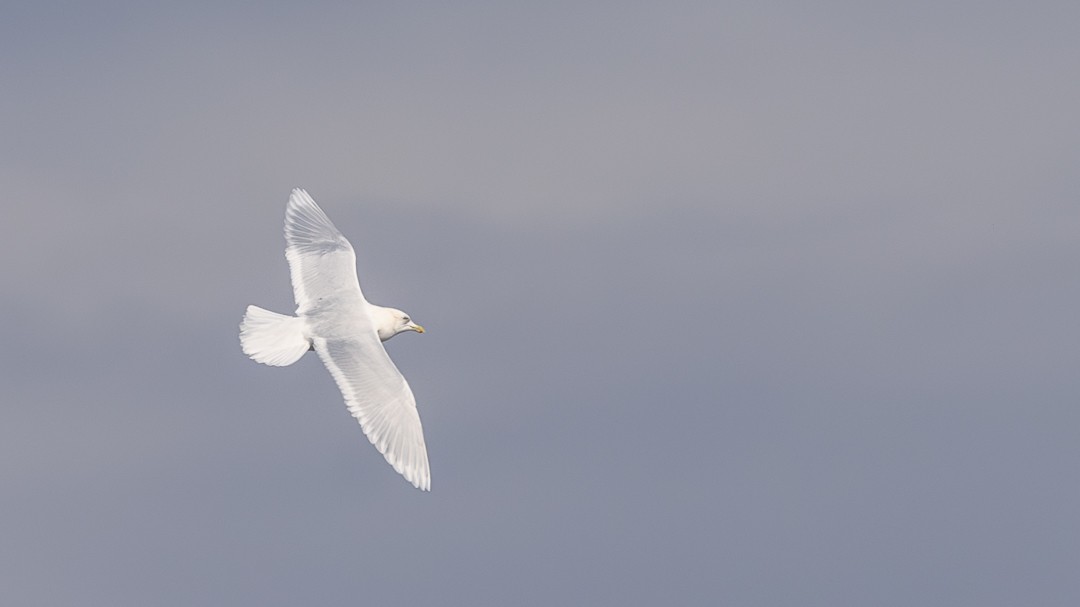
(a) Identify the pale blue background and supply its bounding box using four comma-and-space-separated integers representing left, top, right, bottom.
3, 2, 1079, 604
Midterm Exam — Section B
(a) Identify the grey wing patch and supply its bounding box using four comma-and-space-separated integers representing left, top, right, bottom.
285, 188, 351, 255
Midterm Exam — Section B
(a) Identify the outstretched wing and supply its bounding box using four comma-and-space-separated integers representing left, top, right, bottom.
284, 188, 366, 313
313, 336, 431, 491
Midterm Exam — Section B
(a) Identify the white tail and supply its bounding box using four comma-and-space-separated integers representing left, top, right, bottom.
239, 305, 311, 366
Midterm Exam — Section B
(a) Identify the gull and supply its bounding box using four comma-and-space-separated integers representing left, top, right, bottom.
240, 188, 430, 491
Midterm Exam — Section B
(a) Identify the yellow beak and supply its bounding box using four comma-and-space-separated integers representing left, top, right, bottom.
409, 323, 425, 334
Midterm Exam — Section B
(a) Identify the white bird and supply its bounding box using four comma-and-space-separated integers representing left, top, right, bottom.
240, 188, 430, 491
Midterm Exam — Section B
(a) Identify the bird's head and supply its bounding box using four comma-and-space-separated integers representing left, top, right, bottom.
373, 306, 424, 341
396, 310, 425, 335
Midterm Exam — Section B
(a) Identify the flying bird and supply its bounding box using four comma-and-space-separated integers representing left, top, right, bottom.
240, 189, 430, 491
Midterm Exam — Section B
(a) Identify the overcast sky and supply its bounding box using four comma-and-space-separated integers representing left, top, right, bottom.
3, 1, 1079, 605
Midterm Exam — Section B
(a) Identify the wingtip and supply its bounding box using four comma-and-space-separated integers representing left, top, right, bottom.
398, 460, 432, 492
289, 187, 311, 204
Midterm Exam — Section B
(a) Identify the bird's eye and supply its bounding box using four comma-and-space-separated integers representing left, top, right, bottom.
403, 316, 410, 322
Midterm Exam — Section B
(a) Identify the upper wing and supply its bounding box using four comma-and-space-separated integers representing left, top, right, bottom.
313, 336, 431, 491
284, 188, 366, 313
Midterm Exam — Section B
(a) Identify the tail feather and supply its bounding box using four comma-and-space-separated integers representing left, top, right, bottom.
240, 305, 310, 366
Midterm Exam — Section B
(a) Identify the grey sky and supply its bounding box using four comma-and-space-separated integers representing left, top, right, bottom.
3, 2, 1079, 605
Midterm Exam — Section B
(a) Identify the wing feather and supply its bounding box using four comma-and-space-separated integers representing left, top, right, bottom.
281, 189, 430, 491
284, 188, 366, 313
313, 336, 431, 491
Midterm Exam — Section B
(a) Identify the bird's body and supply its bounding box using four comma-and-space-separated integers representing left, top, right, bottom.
240, 189, 430, 491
